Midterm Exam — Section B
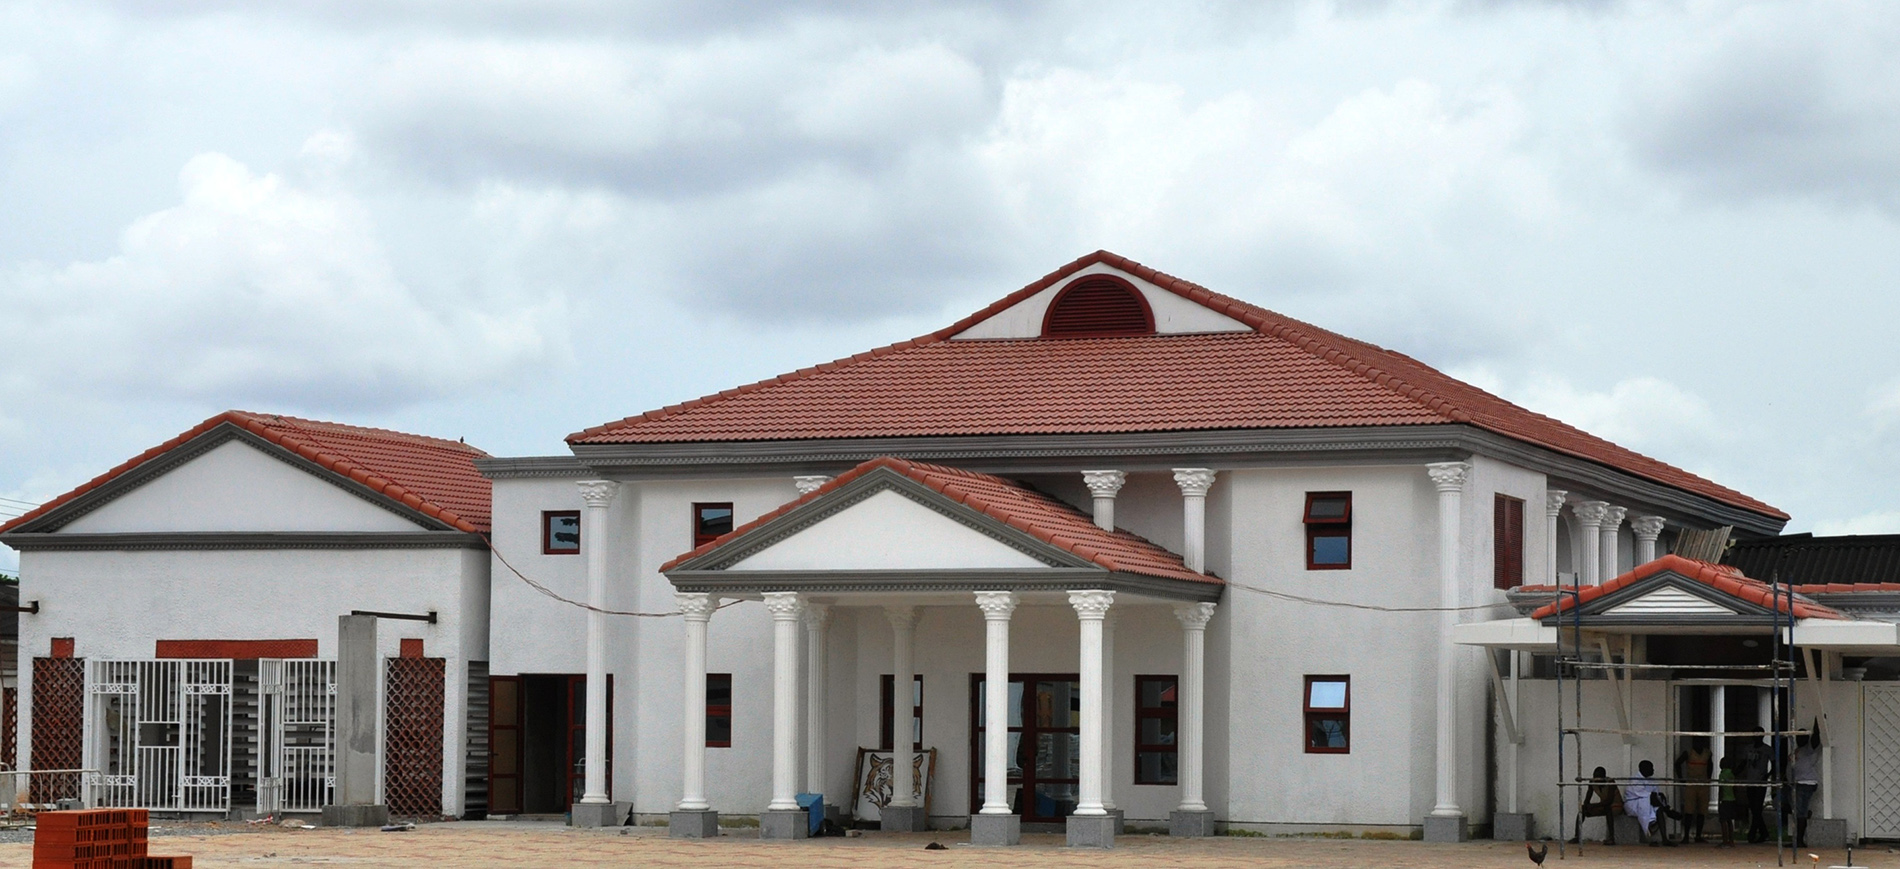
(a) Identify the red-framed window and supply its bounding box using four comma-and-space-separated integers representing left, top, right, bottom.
1304, 675, 1350, 753
879, 674, 923, 751
707, 673, 732, 748
693, 502, 734, 549
1134, 675, 1178, 785
542, 510, 580, 555
1304, 492, 1352, 570
1494, 494, 1526, 589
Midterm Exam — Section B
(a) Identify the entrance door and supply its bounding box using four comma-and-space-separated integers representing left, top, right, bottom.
969, 674, 1080, 822
487, 674, 609, 815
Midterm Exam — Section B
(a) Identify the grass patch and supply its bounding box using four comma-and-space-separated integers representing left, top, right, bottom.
720, 816, 760, 828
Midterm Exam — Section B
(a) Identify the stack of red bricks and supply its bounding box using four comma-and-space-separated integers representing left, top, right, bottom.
33, 808, 192, 869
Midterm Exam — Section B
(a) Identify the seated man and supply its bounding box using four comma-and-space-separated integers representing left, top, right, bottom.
1573, 766, 1622, 844
1624, 760, 1674, 845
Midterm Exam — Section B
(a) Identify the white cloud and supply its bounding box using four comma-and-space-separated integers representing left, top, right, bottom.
0, 144, 564, 409
1813, 511, 1900, 537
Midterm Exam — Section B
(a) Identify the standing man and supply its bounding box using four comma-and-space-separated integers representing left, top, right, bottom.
1738, 730, 1773, 844
1790, 730, 1822, 848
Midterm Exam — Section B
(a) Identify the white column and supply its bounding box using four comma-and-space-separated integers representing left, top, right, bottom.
794, 475, 832, 495
576, 479, 619, 806
1102, 612, 1117, 811
1572, 501, 1608, 585
1173, 469, 1216, 573
975, 592, 1018, 814
1174, 602, 1215, 813
1631, 515, 1665, 565
1599, 505, 1627, 580
677, 592, 716, 811
1507, 651, 1521, 814
886, 606, 918, 809
765, 592, 804, 812
1709, 684, 1726, 813
804, 603, 831, 799
1069, 590, 1114, 816
1082, 471, 1127, 531
1426, 461, 1470, 819
1544, 490, 1568, 583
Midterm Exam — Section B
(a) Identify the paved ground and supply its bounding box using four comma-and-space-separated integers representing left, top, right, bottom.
0, 821, 1887, 868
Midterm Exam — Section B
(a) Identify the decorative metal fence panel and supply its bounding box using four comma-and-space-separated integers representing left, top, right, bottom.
84, 659, 233, 812
255, 659, 335, 815
29, 657, 85, 802
4, 685, 17, 770
1866, 685, 1900, 838
384, 657, 444, 818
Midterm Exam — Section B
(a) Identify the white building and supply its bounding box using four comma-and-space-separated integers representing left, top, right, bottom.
15, 251, 1900, 846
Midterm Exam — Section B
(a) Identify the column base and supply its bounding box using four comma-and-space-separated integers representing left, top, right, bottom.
570, 801, 623, 828
970, 813, 1020, 846
1066, 813, 1116, 848
321, 804, 388, 828
761, 809, 811, 840
1169, 809, 1216, 838
1107, 808, 1124, 835
881, 805, 928, 832
1492, 812, 1531, 841
1807, 818, 1848, 848
669, 810, 720, 838
1422, 812, 1468, 843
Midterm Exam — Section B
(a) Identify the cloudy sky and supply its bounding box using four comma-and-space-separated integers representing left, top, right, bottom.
5, 0, 1900, 570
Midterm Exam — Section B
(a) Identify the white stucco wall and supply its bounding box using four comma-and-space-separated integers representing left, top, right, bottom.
728, 490, 1045, 571
61, 440, 420, 534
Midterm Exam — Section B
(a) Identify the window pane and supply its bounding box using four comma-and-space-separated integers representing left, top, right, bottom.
1137, 751, 1178, 785
1307, 496, 1349, 520
546, 513, 580, 551
1037, 681, 1077, 728
1008, 681, 1024, 727
696, 504, 733, 538
707, 674, 731, 705
1033, 783, 1077, 818
707, 713, 731, 746
1140, 717, 1177, 745
1307, 679, 1347, 709
1311, 534, 1350, 565
1139, 678, 1177, 709
1308, 715, 1348, 749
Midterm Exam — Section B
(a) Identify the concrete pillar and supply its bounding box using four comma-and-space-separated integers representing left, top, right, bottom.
1170, 602, 1216, 838
1544, 490, 1568, 583
1709, 685, 1726, 813
1424, 461, 1470, 842
1067, 590, 1115, 848
761, 593, 808, 839
671, 593, 719, 837
881, 606, 925, 832
1082, 471, 1126, 532
1101, 612, 1118, 823
1573, 501, 1609, 585
804, 603, 830, 803
1631, 515, 1665, 565
573, 479, 619, 826
1600, 506, 1627, 580
323, 614, 387, 827
971, 592, 1019, 846
1172, 470, 1216, 573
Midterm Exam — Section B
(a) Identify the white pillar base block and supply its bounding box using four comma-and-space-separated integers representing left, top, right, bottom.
880, 805, 928, 832
1169, 809, 1215, 838
760, 809, 811, 840
571, 802, 623, 828
669, 810, 720, 838
969, 813, 1020, 846
1422, 812, 1468, 842
1066, 813, 1117, 848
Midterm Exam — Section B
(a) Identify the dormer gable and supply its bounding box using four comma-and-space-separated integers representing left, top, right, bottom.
950, 261, 1250, 340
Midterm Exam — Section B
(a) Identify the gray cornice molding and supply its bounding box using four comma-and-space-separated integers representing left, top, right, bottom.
10, 423, 456, 534
473, 456, 590, 479
1, 531, 488, 551
669, 467, 1096, 572
665, 568, 1224, 603
563, 424, 1783, 536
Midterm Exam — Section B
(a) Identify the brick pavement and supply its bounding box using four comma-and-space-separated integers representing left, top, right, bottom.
0, 822, 1879, 868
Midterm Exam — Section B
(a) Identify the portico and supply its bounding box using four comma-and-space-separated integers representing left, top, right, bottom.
656, 457, 1222, 846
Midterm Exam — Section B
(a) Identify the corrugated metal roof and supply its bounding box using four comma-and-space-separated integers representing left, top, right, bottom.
1725, 533, 1900, 588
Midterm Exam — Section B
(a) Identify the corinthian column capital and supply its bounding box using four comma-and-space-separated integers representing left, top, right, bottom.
1426, 461, 1470, 492
1545, 489, 1569, 518
1573, 500, 1610, 527
1631, 515, 1666, 541
1083, 470, 1127, 498
1172, 468, 1216, 497
577, 479, 620, 507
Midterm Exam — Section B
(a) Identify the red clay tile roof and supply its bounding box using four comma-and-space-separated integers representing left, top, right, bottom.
571, 250, 1784, 521
660, 456, 1215, 585
1528, 555, 1843, 621
1793, 582, 1900, 594
0, 411, 491, 535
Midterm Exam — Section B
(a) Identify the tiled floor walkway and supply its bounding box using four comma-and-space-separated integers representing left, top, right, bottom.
0, 821, 1877, 868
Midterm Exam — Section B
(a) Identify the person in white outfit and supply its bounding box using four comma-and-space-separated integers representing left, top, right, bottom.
1624, 760, 1664, 844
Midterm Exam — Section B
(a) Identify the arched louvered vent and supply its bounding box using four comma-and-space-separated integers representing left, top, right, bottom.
1041, 277, 1155, 337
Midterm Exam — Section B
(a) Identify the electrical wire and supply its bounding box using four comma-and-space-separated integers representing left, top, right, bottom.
1223, 578, 1519, 613
485, 535, 738, 618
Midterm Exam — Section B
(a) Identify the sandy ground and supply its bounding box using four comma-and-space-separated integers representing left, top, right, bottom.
0, 821, 1886, 868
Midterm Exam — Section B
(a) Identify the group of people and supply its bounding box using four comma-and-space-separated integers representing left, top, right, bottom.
1573, 732, 1823, 847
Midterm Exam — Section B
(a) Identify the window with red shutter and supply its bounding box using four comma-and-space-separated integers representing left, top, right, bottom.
1494, 494, 1525, 589
1041, 276, 1155, 337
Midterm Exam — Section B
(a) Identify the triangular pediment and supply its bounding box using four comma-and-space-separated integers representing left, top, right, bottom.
949, 261, 1251, 339
1545, 568, 1779, 626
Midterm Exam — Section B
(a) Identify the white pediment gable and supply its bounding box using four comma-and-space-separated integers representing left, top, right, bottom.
58, 439, 425, 533
724, 488, 1047, 571
1603, 587, 1738, 617
950, 262, 1252, 340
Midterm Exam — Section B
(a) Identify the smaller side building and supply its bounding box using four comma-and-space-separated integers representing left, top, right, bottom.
0, 411, 493, 819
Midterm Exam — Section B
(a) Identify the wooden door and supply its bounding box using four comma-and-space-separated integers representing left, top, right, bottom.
488, 676, 521, 814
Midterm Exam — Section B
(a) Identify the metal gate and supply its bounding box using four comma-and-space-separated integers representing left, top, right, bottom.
256, 659, 336, 815
85, 660, 234, 811
1866, 685, 1900, 838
